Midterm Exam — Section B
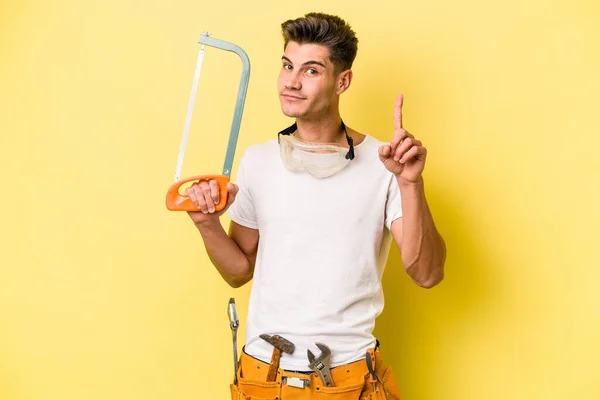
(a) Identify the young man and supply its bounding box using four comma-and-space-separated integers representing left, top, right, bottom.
185, 12, 446, 400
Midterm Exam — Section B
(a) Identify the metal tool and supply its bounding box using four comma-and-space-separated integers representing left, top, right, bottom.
307, 342, 335, 387
259, 334, 295, 382
282, 376, 310, 389
228, 298, 239, 385
166, 32, 251, 211
366, 348, 377, 393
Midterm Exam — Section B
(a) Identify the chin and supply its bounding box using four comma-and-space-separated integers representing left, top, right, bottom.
280, 104, 306, 118
282, 110, 304, 118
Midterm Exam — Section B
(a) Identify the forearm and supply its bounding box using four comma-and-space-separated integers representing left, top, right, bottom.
398, 177, 446, 288
195, 220, 254, 288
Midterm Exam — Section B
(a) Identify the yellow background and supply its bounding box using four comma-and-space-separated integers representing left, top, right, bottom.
1, 0, 599, 399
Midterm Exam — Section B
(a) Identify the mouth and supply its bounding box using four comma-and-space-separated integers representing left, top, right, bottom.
281, 94, 305, 101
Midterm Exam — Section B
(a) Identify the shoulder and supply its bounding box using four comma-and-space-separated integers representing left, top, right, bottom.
352, 132, 386, 163
238, 139, 279, 166
350, 132, 398, 182
347, 125, 388, 153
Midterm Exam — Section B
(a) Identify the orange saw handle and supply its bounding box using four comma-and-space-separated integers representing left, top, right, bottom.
166, 175, 230, 211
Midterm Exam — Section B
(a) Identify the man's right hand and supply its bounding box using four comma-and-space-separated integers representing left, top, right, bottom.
185, 180, 239, 225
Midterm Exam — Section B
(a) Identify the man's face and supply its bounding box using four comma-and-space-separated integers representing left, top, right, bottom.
277, 41, 340, 119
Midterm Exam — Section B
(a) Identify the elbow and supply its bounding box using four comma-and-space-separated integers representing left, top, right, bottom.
225, 270, 253, 288
415, 270, 444, 289
224, 259, 255, 288
406, 260, 445, 289
412, 239, 446, 289
227, 277, 250, 288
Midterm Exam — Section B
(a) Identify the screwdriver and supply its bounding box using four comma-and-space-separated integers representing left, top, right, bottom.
366, 348, 377, 393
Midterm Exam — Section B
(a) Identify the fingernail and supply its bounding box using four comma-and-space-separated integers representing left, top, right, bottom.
209, 207, 215, 213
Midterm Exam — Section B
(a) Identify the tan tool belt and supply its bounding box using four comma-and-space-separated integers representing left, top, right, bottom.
230, 346, 402, 400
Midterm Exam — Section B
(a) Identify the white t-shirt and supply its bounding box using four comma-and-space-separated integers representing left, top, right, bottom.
227, 133, 402, 370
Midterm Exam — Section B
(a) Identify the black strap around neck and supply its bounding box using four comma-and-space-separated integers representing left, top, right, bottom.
277, 120, 355, 160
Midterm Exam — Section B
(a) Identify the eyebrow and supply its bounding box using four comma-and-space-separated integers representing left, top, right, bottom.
282, 56, 327, 69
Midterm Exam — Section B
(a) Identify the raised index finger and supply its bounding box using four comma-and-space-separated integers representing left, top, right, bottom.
394, 93, 404, 131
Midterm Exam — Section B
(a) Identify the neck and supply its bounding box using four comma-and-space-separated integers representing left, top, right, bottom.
294, 112, 346, 145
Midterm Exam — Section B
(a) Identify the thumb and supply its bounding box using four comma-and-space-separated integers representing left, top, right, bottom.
225, 183, 239, 207
378, 144, 392, 162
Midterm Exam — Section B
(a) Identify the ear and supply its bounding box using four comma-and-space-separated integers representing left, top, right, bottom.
335, 69, 353, 95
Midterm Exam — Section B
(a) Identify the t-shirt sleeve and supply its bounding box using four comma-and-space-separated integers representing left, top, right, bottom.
227, 152, 259, 229
384, 175, 403, 230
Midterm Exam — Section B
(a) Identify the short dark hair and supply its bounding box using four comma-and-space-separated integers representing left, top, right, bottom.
281, 12, 359, 73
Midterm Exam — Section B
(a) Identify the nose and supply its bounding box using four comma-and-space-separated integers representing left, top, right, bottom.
285, 71, 301, 90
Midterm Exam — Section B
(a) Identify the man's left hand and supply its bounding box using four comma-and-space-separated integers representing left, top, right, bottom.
378, 94, 427, 183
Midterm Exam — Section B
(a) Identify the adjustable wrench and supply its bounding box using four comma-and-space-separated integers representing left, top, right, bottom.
307, 342, 335, 387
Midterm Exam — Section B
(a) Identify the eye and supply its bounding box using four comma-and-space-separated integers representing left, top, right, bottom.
283, 63, 293, 71
306, 68, 318, 75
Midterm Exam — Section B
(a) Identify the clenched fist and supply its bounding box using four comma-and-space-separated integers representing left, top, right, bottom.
185, 180, 239, 225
